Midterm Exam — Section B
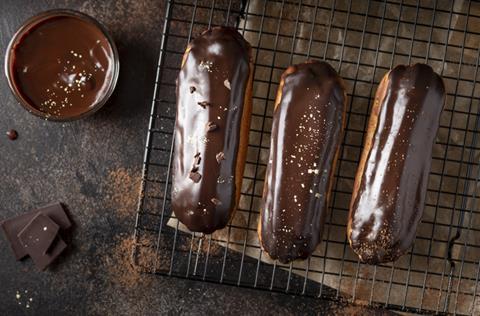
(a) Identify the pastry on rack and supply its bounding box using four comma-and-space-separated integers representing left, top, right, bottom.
171, 27, 253, 234
348, 64, 445, 264
259, 60, 346, 263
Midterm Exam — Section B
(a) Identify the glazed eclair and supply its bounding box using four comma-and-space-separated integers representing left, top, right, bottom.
348, 64, 445, 264
259, 61, 346, 263
172, 27, 253, 234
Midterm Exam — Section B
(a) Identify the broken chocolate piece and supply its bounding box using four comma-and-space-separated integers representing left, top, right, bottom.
29, 236, 67, 271
0, 203, 71, 260
42, 203, 72, 229
215, 152, 225, 163
189, 171, 202, 183
18, 213, 59, 255
189, 86, 196, 93
205, 121, 218, 132
197, 101, 211, 108
211, 198, 222, 206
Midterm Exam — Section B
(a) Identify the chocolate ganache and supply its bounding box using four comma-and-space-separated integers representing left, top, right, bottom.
7, 11, 117, 120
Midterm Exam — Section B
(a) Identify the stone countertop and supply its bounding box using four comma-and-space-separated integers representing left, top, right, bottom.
0, 0, 395, 314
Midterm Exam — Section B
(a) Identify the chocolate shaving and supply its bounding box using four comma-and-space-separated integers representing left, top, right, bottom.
193, 152, 201, 166
197, 101, 211, 109
216, 152, 225, 163
189, 171, 202, 183
211, 198, 222, 206
205, 121, 218, 132
189, 86, 196, 93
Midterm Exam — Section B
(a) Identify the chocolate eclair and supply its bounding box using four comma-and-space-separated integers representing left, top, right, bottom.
348, 64, 445, 264
171, 27, 253, 234
259, 61, 346, 263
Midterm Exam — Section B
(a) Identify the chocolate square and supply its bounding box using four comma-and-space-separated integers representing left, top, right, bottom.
40, 203, 72, 230
29, 236, 67, 271
18, 213, 59, 255
0, 203, 71, 260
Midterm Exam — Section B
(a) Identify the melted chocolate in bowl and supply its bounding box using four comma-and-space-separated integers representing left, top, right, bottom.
6, 11, 118, 120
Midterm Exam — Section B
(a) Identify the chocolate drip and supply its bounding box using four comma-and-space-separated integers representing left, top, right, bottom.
259, 61, 346, 263
172, 27, 252, 234
348, 64, 445, 264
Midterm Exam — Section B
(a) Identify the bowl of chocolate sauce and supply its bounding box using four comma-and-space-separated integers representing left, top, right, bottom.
5, 10, 119, 121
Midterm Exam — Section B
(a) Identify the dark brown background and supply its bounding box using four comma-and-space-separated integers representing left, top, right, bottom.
0, 0, 395, 314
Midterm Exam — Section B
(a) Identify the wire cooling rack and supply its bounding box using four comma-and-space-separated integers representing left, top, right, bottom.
132, 0, 480, 314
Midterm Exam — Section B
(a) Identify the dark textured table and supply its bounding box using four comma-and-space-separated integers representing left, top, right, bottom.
0, 1, 395, 314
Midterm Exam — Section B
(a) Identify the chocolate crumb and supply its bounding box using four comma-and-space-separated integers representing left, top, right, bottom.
211, 198, 222, 206
190, 166, 199, 173
6, 129, 18, 140
215, 152, 225, 163
205, 121, 218, 132
194, 152, 200, 158
194, 155, 201, 166
189, 171, 202, 183
189, 86, 196, 93
197, 101, 211, 108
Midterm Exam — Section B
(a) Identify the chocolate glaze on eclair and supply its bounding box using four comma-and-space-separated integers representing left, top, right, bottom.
259, 61, 346, 263
172, 27, 253, 234
348, 64, 445, 264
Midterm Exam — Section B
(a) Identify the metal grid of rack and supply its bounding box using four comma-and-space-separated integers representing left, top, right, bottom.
132, 0, 480, 314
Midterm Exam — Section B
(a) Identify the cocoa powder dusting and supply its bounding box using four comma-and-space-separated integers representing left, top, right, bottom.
102, 168, 152, 287
107, 235, 142, 287
105, 168, 141, 219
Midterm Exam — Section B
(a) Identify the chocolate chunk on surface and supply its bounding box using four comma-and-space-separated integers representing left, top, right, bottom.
0, 203, 71, 260
189, 171, 202, 183
18, 213, 59, 255
189, 86, 196, 93
29, 236, 67, 271
205, 121, 218, 132
197, 101, 210, 108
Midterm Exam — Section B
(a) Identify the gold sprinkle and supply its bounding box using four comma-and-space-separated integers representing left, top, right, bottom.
223, 79, 231, 90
